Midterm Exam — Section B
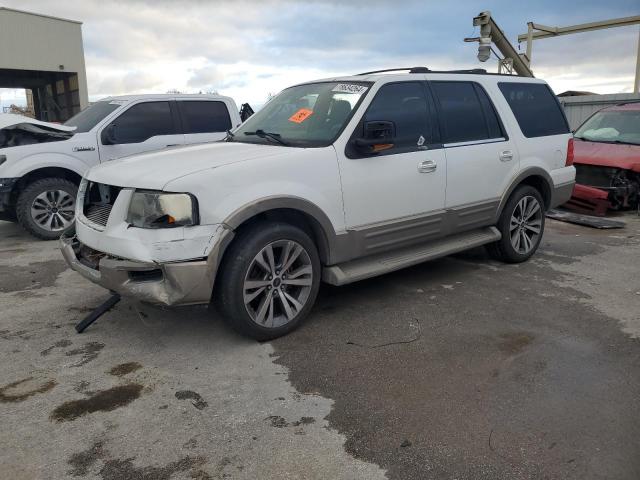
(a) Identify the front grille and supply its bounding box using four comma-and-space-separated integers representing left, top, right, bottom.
85, 204, 113, 226
82, 182, 122, 227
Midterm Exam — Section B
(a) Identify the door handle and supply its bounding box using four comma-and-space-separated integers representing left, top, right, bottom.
499, 150, 514, 162
418, 160, 437, 173
166, 144, 180, 147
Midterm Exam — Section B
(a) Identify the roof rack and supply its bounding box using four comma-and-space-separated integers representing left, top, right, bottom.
615, 99, 640, 106
356, 67, 430, 75
356, 67, 489, 76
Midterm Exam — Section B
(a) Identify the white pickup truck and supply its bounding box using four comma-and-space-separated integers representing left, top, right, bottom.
61, 68, 575, 340
0, 94, 245, 239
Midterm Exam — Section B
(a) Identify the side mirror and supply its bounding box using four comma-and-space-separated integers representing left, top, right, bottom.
101, 124, 117, 145
354, 120, 396, 154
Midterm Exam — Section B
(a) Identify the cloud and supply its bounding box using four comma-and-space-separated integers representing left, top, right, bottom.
3, 0, 639, 104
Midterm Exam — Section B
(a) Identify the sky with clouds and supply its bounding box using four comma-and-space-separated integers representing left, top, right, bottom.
1, 0, 639, 109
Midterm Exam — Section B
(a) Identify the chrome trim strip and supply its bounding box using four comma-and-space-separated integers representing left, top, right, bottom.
443, 137, 506, 148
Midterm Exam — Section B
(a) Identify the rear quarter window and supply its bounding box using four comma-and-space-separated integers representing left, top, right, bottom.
498, 83, 569, 138
179, 101, 232, 134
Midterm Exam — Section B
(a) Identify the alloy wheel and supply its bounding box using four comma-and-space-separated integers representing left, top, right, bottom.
243, 240, 314, 328
31, 190, 76, 232
509, 195, 542, 255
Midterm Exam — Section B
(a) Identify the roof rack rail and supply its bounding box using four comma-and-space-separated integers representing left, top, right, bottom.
356, 67, 431, 75
435, 68, 488, 74
615, 99, 640, 106
356, 67, 489, 76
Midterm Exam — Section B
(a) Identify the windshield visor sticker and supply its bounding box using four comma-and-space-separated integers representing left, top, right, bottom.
332, 84, 368, 94
289, 108, 314, 124
108, 100, 128, 105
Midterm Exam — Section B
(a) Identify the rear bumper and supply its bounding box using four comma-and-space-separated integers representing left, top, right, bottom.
549, 181, 575, 208
60, 232, 223, 306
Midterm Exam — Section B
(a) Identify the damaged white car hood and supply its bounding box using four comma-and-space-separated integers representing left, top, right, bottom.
0, 113, 77, 149
86, 142, 300, 191
0, 113, 76, 131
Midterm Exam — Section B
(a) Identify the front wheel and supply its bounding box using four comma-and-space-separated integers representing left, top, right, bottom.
16, 178, 78, 240
215, 222, 321, 340
487, 185, 545, 263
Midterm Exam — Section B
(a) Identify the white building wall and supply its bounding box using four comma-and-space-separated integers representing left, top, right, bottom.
0, 7, 88, 109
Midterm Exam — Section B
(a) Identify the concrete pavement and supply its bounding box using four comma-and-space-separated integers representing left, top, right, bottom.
1, 214, 639, 479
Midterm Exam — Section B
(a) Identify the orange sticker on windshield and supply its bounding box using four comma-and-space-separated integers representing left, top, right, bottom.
289, 108, 313, 124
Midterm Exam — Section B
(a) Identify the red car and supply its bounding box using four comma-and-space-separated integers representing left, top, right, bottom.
571, 102, 640, 212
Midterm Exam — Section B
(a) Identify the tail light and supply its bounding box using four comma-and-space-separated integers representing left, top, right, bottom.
566, 137, 574, 166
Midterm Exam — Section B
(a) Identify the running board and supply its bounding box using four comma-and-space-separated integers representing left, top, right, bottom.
323, 226, 501, 286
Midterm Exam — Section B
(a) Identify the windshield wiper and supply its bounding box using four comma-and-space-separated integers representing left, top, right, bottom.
224, 129, 235, 142
244, 129, 288, 146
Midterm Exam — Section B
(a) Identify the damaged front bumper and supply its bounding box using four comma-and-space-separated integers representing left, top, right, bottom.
60, 227, 232, 306
0, 178, 18, 217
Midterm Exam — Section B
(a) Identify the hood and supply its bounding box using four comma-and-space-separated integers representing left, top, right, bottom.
0, 113, 76, 131
573, 138, 640, 172
86, 141, 300, 190
0, 114, 76, 149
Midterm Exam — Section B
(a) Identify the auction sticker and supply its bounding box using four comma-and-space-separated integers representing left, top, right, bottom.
289, 108, 314, 124
332, 84, 368, 94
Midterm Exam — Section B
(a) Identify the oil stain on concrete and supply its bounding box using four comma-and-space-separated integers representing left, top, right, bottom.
0, 259, 68, 293
66, 441, 208, 480
175, 390, 208, 410
67, 441, 105, 476
51, 384, 143, 422
66, 341, 105, 366
108, 362, 142, 377
0, 377, 57, 403
41, 339, 72, 356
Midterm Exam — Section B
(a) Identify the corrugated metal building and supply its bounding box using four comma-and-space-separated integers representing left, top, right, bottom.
558, 93, 640, 130
0, 7, 88, 121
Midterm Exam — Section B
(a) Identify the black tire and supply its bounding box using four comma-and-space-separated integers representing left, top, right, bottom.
215, 222, 321, 341
487, 185, 545, 263
16, 178, 78, 241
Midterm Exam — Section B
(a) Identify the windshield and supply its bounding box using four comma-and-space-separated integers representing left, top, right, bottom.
64, 101, 121, 133
232, 81, 371, 147
575, 109, 640, 145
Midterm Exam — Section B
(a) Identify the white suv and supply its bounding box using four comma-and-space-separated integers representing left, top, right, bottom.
61, 68, 575, 340
0, 94, 242, 239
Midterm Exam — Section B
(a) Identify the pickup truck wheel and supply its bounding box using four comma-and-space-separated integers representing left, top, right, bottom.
16, 178, 77, 240
216, 222, 321, 341
487, 185, 545, 263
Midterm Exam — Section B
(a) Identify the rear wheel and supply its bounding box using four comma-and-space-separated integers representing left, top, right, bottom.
215, 222, 321, 340
487, 185, 545, 263
16, 178, 77, 240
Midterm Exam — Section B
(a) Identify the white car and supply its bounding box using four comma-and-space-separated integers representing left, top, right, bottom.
61, 68, 575, 340
0, 94, 242, 239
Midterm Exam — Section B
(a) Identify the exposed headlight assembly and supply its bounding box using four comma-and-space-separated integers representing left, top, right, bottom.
127, 190, 199, 228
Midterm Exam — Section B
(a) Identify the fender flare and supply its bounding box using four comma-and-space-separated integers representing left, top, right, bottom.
495, 167, 553, 221
223, 195, 341, 264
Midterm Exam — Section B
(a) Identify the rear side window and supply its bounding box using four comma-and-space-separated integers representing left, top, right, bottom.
363, 82, 430, 152
180, 101, 232, 134
431, 81, 504, 144
111, 101, 176, 144
498, 83, 569, 138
